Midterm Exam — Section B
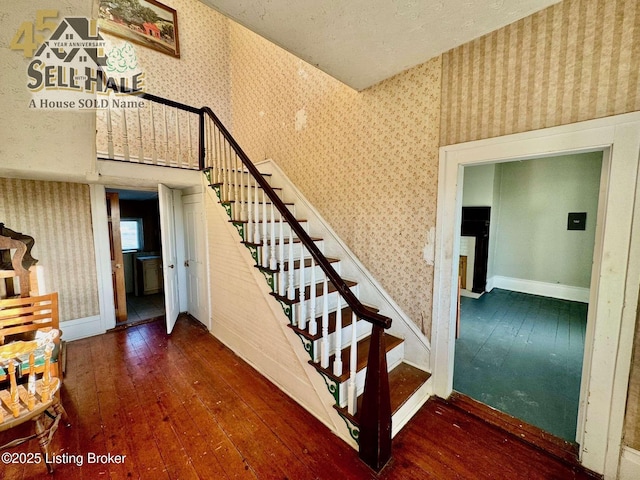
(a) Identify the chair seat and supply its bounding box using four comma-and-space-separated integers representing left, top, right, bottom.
0, 377, 61, 431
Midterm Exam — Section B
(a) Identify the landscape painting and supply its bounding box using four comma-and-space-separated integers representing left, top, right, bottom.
98, 0, 180, 58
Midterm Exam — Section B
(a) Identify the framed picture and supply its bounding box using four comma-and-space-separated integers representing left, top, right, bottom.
98, 0, 180, 58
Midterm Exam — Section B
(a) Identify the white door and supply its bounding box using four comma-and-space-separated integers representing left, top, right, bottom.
158, 184, 180, 334
183, 195, 208, 325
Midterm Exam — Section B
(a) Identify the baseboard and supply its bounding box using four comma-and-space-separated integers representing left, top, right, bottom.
491, 276, 590, 303
619, 446, 640, 480
61, 315, 105, 341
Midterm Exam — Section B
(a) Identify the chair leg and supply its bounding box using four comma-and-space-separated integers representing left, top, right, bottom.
34, 414, 54, 474
53, 400, 71, 427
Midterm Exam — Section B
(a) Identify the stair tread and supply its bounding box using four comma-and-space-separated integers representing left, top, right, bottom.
205, 167, 271, 177
309, 333, 404, 383
288, 304, 379, 340
231, 218, 308, 224
221, 199, 294, 206
271, 279, 358, 305
212, 182, 282, 191
335, 362, 431, 424
257, 256, 340, 274
244, 236, 322, 247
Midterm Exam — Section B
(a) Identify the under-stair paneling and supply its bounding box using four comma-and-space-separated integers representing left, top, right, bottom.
204, 190, 334, 427
229, 23, 441, 338
0, 177, 99, 321
441, 0, 640, 146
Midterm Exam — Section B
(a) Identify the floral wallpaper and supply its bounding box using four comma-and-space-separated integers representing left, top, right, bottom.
96, 0, 232, 162
229, 23, 441, 336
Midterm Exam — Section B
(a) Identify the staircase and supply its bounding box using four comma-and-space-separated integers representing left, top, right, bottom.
202, 155, 432, 469
97, 92, 432, 471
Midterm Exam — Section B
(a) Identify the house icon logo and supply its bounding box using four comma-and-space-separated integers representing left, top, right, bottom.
24, 16, 145, 110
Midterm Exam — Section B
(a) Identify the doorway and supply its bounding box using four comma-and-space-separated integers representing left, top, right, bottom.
432, 113, 640, 476
454, 153, 602, 442
106, 188, 165, 327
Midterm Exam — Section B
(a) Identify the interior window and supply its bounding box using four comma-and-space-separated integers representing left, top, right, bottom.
120, 218, 143, 251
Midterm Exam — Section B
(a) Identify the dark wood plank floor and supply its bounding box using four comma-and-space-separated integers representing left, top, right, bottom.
0, 316, 599, 479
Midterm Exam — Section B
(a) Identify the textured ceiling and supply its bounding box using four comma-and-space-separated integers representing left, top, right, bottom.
200, 0, 560, 90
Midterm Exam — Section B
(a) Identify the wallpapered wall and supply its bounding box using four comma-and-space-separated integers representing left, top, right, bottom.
229, 23, 441, 336
100, 0, 233, 124
440, 0, 640, 146
438, 0, 640, 448
0, 178, 99, 321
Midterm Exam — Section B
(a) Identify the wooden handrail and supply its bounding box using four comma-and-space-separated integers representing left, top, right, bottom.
113, 90, 393, 470
201, 107, 391, 330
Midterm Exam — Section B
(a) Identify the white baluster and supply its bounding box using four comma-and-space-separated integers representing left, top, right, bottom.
150, 102, 158, 164
308, 257, 317, 336
298, 246, 306, 330
278, 213, 285, 295
233, 149, 239, 215
163, 104, 169, 165
321, 275, 330, 369
253, 177, 261, 246
121, 108, 130, 160
136, 106, 144, 162
333, 301, 343, 377
175, 109, 181, 167
348, 312, 358, 415
228, 139, 232, 202
261, 191, 268, 267
187, 114, 193, 168
207, 124, 220, 184
287, 230, 295, 301
246, 167, 253, 243
105, 104, 114, 159
239, 155, 246, 221
269, 203, 277, 270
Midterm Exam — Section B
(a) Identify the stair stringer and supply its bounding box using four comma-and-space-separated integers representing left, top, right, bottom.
255, 160, 432, 370
204, 184, 359, 449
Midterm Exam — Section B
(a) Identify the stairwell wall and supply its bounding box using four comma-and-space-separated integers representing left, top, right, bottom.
228, 22, 441, 339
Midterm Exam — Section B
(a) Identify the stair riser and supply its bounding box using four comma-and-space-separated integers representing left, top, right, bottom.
259, 240, 324, 261
225, 205, 298, 227
291, 285, 360, 325
309, 320, 373, 363
220, 185, 285, 204
335, 341, 405, 408
278, 263, 341, 287
259, 220, 309, 238
233, 204, 297, 222
213, 170, 272, 187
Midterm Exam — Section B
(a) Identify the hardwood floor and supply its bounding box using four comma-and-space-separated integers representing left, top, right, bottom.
0, 316, 599, 479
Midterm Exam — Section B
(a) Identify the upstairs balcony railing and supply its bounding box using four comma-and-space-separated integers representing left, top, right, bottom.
97, 91, 394, 471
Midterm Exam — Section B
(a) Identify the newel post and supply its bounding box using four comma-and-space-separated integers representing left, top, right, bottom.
358, 324, 392, 471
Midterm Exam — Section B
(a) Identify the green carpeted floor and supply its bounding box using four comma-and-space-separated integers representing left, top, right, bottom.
454, 288, 587, 442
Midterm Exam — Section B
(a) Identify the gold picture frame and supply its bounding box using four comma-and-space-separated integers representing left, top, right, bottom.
97, 0, 180, 58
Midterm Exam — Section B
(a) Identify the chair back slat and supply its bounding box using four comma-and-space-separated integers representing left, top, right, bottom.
0, 294, 59, 344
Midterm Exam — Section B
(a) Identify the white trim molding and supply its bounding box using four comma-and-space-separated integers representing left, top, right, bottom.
60, 315, 105, 342
619, 447, 640, 480
432, 112, 640, 478
490, 276, 590, 303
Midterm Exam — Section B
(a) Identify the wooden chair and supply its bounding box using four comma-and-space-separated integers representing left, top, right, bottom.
0, 338, 69, 473
0, 293, 63, 379
0, 235, 31, 298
